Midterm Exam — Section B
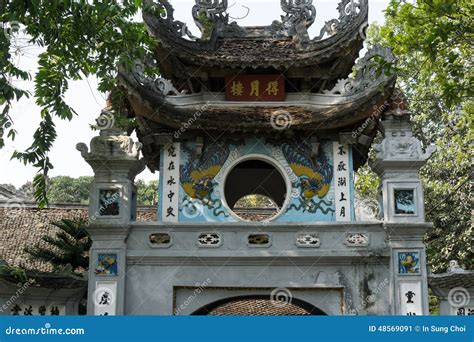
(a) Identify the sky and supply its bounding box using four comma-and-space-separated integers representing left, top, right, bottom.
0, 0, 390, 188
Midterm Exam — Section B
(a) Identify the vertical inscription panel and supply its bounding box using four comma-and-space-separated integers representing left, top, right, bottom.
94, 281, 117, 316
399, 281, 423, 316
162, 143, 181, 222
333, 142, 351, 221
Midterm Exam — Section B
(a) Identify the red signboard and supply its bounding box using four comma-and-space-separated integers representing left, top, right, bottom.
225, 75, 285, 101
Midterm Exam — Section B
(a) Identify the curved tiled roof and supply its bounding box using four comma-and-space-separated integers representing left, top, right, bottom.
0, 205, 156, 273
207, 299, 312, 316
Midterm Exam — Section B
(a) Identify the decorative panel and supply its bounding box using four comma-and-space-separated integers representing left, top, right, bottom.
296, 233, 321, 247
149, 233, 172, 247
247, 233, 271, 247
345, 233, 369, 247
198, 233, 222, 247
157, 137, 356, 223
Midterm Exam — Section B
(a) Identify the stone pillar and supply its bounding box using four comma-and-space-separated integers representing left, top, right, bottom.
371, 96, 435, 315
77, 111, 145, 315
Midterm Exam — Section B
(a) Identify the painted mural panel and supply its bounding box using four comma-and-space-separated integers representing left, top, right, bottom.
157, 137, 355, 223
98, 189, 120, 216
398, 251, 421, 275
394, 189, 416, 215
94, 253, 118, 276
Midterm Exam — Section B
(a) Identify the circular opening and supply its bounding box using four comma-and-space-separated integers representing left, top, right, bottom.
223, 158, 288, 222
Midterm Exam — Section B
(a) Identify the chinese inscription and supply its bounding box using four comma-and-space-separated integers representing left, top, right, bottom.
400, 281, 423, 315
11, 304, 64, 316
225, 75, 285, 101
333, 142, 352, 221
162, 143, 180, 222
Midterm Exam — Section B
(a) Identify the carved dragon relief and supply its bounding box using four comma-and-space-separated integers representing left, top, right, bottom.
192, 0, 229, 36
130, 59, 183, 96
314, 0, 365, 41
144, 0, 198, 40
280, 0, 317, 29
322, 45, 396, 96
374, 132, 436, 162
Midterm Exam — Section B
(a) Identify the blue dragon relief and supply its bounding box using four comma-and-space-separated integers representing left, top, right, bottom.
180, 143, 230, 218
280, 138, 334, 214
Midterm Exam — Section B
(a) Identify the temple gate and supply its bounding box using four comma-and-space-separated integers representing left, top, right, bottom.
78, 0, 435, 316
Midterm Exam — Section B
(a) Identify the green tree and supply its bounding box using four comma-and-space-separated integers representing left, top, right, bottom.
1, 0, 156, 206
46, 175, 93, 204
18, 181, 34, 198
25, 218, 92, 274
357, 0, 473, 272
136, 179, 158, 206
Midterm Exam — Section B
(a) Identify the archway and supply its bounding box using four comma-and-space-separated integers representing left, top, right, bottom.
191, 295, 327, 316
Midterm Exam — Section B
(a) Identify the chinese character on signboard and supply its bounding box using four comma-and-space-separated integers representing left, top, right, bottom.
225, 75, 285, 101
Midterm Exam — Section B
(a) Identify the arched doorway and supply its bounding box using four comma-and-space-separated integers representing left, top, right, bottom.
191, 295, 327, 316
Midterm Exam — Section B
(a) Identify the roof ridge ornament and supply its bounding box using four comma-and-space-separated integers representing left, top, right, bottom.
144, 0, 198, 40
314, 0, 365, 41
280, 0, 316, 29
279, 0, 316, 45
130, 60, 183, 96
192, 0, 229, 37
447, 260, 468, 274
323, 45, 396, 96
